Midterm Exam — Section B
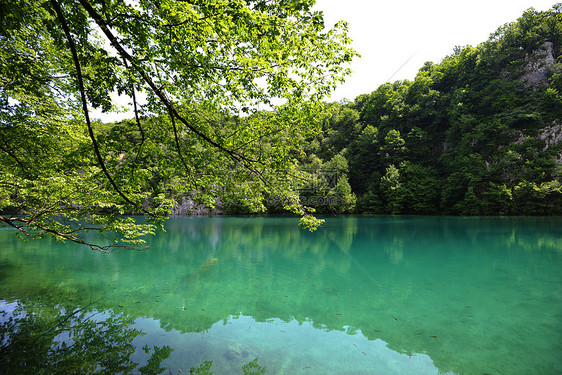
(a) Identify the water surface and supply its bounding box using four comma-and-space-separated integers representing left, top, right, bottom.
1, 216, 561, 374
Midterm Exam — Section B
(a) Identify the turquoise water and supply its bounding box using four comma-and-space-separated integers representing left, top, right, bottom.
0, 216, 561, 374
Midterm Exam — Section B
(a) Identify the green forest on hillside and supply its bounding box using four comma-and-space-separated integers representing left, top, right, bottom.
303, 5, 562, 216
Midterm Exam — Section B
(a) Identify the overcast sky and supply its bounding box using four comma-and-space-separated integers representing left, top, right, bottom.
315, 0, 558, 102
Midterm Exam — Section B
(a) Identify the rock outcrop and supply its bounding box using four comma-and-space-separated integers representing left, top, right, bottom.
520, 41, 558, 89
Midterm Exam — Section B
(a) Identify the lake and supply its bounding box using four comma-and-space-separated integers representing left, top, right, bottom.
0, 216, 561, 374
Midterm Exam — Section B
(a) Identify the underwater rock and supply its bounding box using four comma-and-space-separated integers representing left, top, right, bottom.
223, 343, 250, 362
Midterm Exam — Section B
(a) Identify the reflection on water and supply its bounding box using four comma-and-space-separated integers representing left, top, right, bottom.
132, 313, 448, 375
1, 216, 561, 374
0, 296, 173, 374
0, 299, 445, 375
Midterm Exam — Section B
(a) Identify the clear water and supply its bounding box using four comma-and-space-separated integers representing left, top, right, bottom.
0, 216, 561, 374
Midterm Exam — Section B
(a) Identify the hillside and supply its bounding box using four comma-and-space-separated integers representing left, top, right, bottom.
301, 4, 562, 215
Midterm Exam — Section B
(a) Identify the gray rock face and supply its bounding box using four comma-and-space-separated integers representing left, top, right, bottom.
169, 196, 223, 216
520, 41, 558, 89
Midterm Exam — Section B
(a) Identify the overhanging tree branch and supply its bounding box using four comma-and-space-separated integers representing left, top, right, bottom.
76, 0, 256, 165
50, 0, 155, 218
0, 215, 122, 253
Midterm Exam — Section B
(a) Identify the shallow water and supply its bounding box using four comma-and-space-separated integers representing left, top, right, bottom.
1, 216, 561, 374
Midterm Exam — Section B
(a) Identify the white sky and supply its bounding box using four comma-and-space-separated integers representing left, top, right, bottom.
93, 1, 557, 121
315, 0, 558, 102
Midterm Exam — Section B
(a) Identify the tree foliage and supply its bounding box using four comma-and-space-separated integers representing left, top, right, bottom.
0, 0, 357, 249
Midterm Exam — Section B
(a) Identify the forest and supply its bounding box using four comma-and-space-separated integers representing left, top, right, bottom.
106, 4, 561, 217
1, 1, 561, 250
300, 5, 562, 216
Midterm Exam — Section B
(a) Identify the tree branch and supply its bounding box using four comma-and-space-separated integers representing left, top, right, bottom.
0, 135, 28, 172
50, 0, 155, 218
0, 215, 130, 253
76, 0, 255, 165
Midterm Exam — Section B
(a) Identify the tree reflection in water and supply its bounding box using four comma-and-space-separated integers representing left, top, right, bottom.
0, 294, 172, 374
0, 286, 266, 374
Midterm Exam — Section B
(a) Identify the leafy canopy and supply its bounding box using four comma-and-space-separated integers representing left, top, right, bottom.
0, 0, 357, 249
